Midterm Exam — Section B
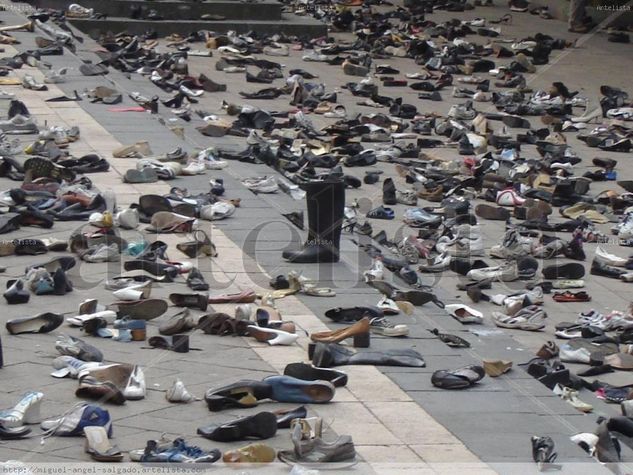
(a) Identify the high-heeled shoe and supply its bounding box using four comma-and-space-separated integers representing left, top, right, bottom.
176, 230, 217, 258
309, 317, 371, 347
0, 391, 44, 428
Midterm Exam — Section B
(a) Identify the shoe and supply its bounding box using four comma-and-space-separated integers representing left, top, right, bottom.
84, 426, 123, 462
263, 376, 336, 404
198, 411, 277, 441
4, 279, 29, 304
123, 366, 146, 400
369, 316, 409, 336
553, 384, 592, 412
531, 436, 559, 471
41, 403, 111, 437
166, 379, 196, 403
223, 443, 276, 464
310, 318, 370, 346
444, 304, 484, 324
135, 438, 221, 463
0, 392, 43, 428
6, 312, 62, 334
247, 326, 299, 346
55, 335, 103, 362
283, 363, 348, 387
483, 360, 512, 377
168, 293, 208, 311
205, 380, 273, 411
492, 305, 546, 331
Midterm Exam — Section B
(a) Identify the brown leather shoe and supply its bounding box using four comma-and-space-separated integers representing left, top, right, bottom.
310, 317, 370, 347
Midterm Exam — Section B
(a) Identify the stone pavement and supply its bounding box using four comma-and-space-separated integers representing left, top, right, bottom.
0, 0, 632, 473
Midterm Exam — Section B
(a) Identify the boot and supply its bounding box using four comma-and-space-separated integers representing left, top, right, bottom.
311, 342, 425, 368
282, 180, 345, 263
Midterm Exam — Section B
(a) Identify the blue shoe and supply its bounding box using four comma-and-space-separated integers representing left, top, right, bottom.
606, 170, 617, 180
41, 403, 112, 437
141, 438, 221, 463
263, 375, 335, 404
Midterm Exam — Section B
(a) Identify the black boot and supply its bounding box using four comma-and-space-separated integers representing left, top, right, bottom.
382, 178, 397, 205
312, 342, 425, 368
282, 180, 345, 263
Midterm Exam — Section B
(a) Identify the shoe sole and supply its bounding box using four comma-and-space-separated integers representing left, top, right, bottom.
542, 263, 586, 280
475, 204, 510, 221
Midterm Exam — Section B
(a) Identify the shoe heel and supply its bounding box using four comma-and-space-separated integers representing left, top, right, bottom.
353, 332, 370, 348
308, 342, 316, 359
23, 399, 42, 424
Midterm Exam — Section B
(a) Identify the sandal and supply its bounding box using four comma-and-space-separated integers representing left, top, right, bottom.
84, 426, 123, 462
431, 365, 485, 389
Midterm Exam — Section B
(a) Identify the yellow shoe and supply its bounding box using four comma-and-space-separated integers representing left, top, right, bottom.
223, 443, 276, 464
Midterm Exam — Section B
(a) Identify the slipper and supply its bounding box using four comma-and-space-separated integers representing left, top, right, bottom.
431, 365, 485, 389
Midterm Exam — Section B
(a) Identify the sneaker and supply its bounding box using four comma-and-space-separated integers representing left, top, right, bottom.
0, 115, 38, 134
166, 379, 196, 403
242, 176, 278, 193
369, 316, 409, 336
490, 229, 533, 259
198, 149, 227, 169
41, 403, 112, 437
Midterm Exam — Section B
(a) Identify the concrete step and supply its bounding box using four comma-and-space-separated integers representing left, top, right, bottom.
68, 15, 328, 38
31, 0, 282, 21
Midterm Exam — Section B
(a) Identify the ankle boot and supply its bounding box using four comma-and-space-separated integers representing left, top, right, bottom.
282, 180, 345, 263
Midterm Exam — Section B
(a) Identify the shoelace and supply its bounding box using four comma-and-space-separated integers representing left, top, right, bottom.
40, 402, 88, 443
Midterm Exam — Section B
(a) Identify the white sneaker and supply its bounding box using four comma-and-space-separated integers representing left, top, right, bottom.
198, 149, 227, 169
418, 254, 451, 273
490, 229, 533, 259
595, 246, 628, 267
199, 201, 235, 221
496, 188, 526, 207
81, 243, 120, 263
559, 344, 591, 364
123, 366, 146, 400
242, 176, 279, 193
181, 160, 206, 176
468, 262, 519, 282
376, 296, 400, 314
166, 379, 196, 403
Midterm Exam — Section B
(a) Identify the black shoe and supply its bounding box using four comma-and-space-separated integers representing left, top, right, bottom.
282, 211, 304, 230
197, 411, 277, 441
283, 362, 348, 387
186, 268, 209, 291
6, 312, 63, 335
541, 262, 585, 280
274, 406, 308, 428
591, 258, 626, 278
382, 178, 397, 205
205, 380, 273, 411
4, 279, 29, 304
0, 424, 30, 439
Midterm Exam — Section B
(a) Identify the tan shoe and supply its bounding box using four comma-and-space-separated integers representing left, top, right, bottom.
223, 443, 276, 464
483, 359, 513, 377
310, 317, 370, 347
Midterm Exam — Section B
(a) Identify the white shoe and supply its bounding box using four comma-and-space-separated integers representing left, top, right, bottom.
66, 311, 117, 327
112, 281, 151, 301
199, 201, 235, 221
166, 379, 196, 403
114, 208, 139, 229
553, 384, 593, 412
376, 296, 400, 314
181, 160, 206, 175
363, 258, 384, 282
123, 366, 146, 400
559, 344, 591, 364
418, 254, 451, 273
247, 325, 298, 345
198, 149, 227, 169
81, 243, 120, 263
445, 304, 483, 324
242, 176, 279, 193
595, 246, 628, 267
467, 263, 519, 282
496, 188, 526, 206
